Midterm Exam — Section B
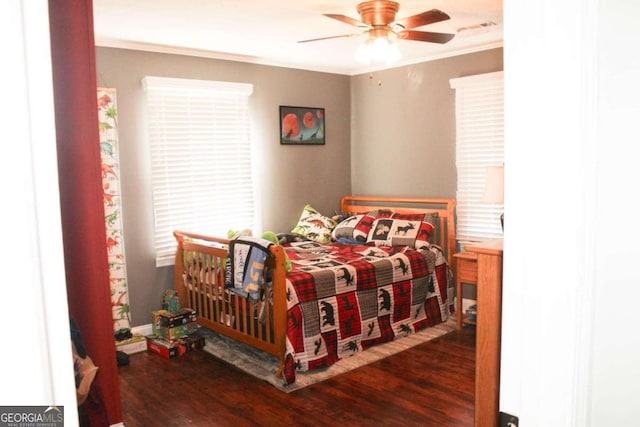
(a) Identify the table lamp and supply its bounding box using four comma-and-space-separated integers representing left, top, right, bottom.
482, 165, 504, 230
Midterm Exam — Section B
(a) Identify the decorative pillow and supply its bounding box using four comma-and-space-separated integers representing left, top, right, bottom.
331, 209, 393, 242
291, 204, 337, 244
366, 212, 438, 248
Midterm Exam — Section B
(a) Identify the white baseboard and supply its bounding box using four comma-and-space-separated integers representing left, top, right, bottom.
111, 423, 125, 427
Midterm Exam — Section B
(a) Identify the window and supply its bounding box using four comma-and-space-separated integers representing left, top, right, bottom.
450, 71, 504, 244
142, 76, 257, 266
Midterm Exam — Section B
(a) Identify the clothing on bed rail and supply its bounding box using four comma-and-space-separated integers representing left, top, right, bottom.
224, 236, 273, 302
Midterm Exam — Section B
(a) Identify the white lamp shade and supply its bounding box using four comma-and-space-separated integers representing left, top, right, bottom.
482, 165, 504, 204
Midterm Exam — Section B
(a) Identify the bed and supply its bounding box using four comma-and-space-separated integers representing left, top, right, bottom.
173, 196, 456, 386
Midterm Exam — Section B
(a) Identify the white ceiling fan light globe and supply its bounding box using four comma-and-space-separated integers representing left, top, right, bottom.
371, 36, 389, 62
383, 40, 400, 64
355, 39, 374, 64
371, 36, 400, 64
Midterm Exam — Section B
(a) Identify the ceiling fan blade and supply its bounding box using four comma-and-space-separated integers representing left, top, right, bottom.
324, 13, 370, 28
393, 9, 450, 30
298, 33, 361, 43
398, 30, 455, 44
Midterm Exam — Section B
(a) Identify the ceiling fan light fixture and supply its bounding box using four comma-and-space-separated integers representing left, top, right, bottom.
355, 35, 400, 65
302, 1, 454, 64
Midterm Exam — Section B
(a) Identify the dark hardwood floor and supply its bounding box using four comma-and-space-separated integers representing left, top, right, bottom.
118, 327, 476, 426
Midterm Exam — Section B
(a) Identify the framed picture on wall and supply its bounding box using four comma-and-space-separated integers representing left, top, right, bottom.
279, 106, 325, 145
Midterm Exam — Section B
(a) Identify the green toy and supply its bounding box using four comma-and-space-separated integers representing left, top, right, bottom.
260, 231, 292, 272
162, 289, 181, 313
227, 228, 252, 239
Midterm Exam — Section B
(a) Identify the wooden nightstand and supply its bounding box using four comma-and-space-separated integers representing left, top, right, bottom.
453, 251, 478, 331
465, 239, 503, 427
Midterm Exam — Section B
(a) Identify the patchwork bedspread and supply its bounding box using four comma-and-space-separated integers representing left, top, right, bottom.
281, 241, 453, 385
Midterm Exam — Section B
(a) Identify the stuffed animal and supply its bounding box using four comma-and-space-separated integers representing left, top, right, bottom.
227, 228, 253, 239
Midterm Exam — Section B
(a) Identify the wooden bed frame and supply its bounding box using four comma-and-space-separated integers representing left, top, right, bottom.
173, 196, 456, 379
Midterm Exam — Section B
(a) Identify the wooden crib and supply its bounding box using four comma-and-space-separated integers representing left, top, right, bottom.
173, 196, 456, 381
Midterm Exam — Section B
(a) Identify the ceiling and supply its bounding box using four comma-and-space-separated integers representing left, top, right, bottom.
93, 0, 502, 75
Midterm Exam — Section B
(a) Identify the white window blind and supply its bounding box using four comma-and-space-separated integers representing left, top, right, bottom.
142, 76, 256, 266
450, 71, 504, 243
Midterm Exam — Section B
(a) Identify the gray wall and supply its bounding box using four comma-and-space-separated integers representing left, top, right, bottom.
347, 49, 502, 306
96, 47, 351, 326
350, 48, 503, 198
96, 46, 502, 327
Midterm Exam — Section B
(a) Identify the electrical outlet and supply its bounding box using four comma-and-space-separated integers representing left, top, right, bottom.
499, 412, 519, 427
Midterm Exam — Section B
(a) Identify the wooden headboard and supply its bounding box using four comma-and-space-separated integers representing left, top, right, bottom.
340, 195, 456, 267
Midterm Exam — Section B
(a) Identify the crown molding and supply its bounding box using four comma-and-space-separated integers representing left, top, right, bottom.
95, 37, 503, 76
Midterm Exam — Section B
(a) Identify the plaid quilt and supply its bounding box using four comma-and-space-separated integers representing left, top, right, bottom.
281, 241, 453, 385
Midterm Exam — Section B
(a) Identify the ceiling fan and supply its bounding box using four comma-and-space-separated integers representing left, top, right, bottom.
298, 0, 455, 45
